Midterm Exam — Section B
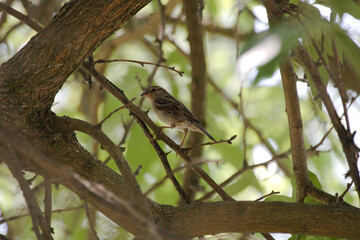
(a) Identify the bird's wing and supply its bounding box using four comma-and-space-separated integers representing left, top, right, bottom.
154, 95, 198, 123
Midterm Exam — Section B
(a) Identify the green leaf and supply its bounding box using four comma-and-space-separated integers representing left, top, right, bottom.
225, 170, 262, 196
316, 0, 360, 19
125, 124, 159, 176
333, 25, 360, 81
289, 234, 342, 240
309, 170, 322, 189
239, 20, 301, 84
253, 58, 279, 85
265, 194, 293, 202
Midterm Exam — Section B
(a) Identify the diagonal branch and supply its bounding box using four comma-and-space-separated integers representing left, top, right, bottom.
0, 126, 186, 240
295, 45, 360, 200
0, 2, 42, 31
56, 116, 144, 204
82, 62, 234, 201
1, 145, 53, 240
131, 112, 190, 204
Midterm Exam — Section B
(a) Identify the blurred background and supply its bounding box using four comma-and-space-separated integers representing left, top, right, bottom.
1, 0, 360, 239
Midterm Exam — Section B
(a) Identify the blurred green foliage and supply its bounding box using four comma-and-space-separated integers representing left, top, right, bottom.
1, 0, 360, 239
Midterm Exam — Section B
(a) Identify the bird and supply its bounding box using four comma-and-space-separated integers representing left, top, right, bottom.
140, 86, 216, 149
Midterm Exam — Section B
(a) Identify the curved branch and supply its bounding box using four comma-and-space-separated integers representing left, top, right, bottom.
82, 62, 234, 202
55, 116, 144, 202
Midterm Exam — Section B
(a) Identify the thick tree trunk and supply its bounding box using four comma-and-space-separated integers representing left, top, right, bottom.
0, 0, 154, 236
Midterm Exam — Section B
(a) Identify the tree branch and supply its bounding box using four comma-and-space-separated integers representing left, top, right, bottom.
0, 126, 186, 240
0, 2, 42, 31
264, 1, 310, 202
182, 0, 208, 202
295, 45, 360, 200
169, 201, 360, 239
131, 112, 190, 204
1, 145, 53, 240
55, 116, 145, 206
81, 62, 234, 201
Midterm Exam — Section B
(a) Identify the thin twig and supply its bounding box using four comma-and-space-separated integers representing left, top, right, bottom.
131, 112, 190, 204
296, 45, 360, 200
255, 190, 280, 202
0, 126, 186, 240
97, 98, 136, 126
338, 181, 353, 202
0, 206, 84, 225
182, 135, 237, 154
0, 2, 42, 32
82, 62, 234, 201
2, 145, 53, 240
44, 179, 53, 235
198, 152, 290, 201
94, 59, 184, 76
84, 202, 99, 240
144, 159, 221, 195
310, 37, 351, 131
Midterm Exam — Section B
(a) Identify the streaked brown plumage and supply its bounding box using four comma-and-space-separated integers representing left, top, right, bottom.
141, 86, 216, 148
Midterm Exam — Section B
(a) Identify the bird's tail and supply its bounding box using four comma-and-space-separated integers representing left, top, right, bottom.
194, 122, 216, 142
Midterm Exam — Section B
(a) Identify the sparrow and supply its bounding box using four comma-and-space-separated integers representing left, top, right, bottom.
140, 86, 216, 148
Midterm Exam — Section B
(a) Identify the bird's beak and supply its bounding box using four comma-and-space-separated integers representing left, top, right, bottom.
140, 90, 149, 97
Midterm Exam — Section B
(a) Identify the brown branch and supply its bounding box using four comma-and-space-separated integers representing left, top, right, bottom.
182, 135, 237, 154
131, 112, 190, 204
0, 2, 42, 32
183, 0, 208, 203
165, 16, 251, 41
338, 181, 353, 202
295, 45, 360, 200
169, 201, 360, 239
0, 126, 186, 240
310, 37, 351, 131
144, 159, 221, 196
81, 62, 234, 201
1, 145, 53, 240
207, 76, 239, 110
169, 36, 293, 178
94, 58, 184, 76
0, 206, 83, 225
198, 152, 290, 201
44, 179, 53, 235
84, 202, 99, 240
0, 125, 358, 238
56, 117, 144, 204
97, 98, 136, 126
279, 58, 310, 202
264, 1, 310, 202
254, 191, 280, 202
